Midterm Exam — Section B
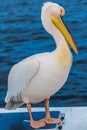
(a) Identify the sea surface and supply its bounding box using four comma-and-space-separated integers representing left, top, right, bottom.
0, 0, 87, 108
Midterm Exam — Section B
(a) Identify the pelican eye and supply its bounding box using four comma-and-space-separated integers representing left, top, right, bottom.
60, 8, 65, 16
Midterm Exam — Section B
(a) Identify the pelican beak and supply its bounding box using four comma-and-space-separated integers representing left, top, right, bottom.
50, 15, 78, 54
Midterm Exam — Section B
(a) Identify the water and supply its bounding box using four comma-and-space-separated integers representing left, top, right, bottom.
0, 0, 87, 108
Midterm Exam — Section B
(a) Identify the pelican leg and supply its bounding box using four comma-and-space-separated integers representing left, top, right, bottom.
26, 103, 45, 128
43, 99, 61, 124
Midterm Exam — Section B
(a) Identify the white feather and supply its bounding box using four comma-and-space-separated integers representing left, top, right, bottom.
5, 59, 40, 102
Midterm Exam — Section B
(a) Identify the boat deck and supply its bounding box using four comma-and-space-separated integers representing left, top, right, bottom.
0, 107, 87, 130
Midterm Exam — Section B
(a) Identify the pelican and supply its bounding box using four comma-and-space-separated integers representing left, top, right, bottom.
5, 2, 78, 129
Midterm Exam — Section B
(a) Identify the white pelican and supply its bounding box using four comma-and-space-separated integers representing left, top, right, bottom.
5, 2, 78, 129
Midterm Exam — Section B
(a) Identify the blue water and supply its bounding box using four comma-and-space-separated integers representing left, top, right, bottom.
0, 0, 87, 108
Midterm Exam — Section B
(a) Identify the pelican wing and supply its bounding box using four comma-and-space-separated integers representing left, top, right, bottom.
8, 59, 40, 98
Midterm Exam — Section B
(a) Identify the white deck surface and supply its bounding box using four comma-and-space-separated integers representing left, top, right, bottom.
0, 107, 87, 130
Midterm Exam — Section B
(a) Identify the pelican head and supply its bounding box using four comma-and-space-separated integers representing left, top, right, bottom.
41, 2, 78, 54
